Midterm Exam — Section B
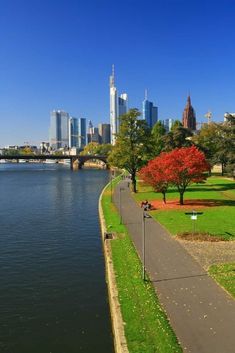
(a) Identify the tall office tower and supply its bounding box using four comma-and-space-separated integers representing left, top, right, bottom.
98, 123, 111, 144
49, 110, 69, 149
91, 127, 100, 143
182, 96, 196, 130
164, 118, 174, 132
69, 117, 78, 148
78, 118, 86, 149
118, 93, 128, 117
110, 65, 118, 145
87, 120, 93, 144
142, 90, 158, 128
88, 120, 93, 134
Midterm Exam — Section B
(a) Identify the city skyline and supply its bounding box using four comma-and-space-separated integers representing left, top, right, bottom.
1, 0, 235, 146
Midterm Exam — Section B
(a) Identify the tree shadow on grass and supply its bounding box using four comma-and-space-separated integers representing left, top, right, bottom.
207, 183, 235, 191
183, 199, 235, 207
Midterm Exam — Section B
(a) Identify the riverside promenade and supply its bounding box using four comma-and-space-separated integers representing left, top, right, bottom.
114, 180, 235, 353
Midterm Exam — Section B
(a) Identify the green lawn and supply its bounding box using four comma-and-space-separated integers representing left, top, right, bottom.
134, 177, 235, 240
209, 263, 235, 298
101, 181, 182, 353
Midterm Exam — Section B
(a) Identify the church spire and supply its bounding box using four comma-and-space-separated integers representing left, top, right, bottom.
182, 95, 196, 130
187, 95, 191, 106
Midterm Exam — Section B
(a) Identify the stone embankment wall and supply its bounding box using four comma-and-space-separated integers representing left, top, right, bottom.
98, 184, 129, 353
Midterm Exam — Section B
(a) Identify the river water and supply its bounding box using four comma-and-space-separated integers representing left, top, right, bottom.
0, 163, 114, 353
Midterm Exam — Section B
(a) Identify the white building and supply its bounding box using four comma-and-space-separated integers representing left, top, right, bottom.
224, 112, 235, 122
110, 65, 118, 145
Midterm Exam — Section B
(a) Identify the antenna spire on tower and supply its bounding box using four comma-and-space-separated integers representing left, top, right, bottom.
145, 89, 148, 100
110, 64, 115, 87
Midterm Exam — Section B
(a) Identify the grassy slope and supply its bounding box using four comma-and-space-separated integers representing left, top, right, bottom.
101, 182, 182, 353
209, 263, 235, 298
134, 177, 235, 240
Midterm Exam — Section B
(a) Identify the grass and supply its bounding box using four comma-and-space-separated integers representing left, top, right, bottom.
134, 177, 235, 240
101, 180, 182, 353
209, 263, 235, 298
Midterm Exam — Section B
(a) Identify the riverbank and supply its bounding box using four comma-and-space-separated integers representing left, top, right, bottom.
99, 176, 129, 353
99, 177, 181, 353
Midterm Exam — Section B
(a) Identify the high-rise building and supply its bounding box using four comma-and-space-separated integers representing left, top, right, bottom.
69, 117, 78, 148
78, 118, 86, 149
49, 110, 69, 149
142, 90, 158, 128
87, 120, 94, 144
164, 118, 174, 132
118, 93, 128, 117
98, 123, 111, 144
91, 127, 100, 143
182, 96, 196, 130
110, 65, 118, 145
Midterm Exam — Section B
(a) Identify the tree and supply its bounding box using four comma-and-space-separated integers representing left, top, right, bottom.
139, 155, 170, 203
140, 146, 210, 205
171, 120, 183, 131
150, 121, 166, 157
162, 126, 193, 151
165, 146, 210, 204
193, 121, 235, 176
108, 109, 151, 192
80, 143, 112, 156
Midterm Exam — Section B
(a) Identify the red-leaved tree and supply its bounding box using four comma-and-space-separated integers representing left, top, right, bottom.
139, 153, 170, 204
140, 146, 210, 205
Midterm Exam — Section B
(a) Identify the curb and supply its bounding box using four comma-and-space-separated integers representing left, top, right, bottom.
98, 182, 129, 353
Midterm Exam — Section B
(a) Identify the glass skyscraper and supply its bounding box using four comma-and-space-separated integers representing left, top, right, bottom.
142, 91, 158, 128
69, 117, 78, 148
78, 118, 86, 149
98, 123, 111, 144
50, 110, 69, 149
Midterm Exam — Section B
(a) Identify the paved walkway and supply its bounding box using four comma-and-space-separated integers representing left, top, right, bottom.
114, 181, 235, 353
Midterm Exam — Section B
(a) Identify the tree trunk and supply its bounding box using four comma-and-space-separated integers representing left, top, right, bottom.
221, 163, 224, 176
131, 173, 137, 193
162, 192, 166, 204
179, 192, 184, 205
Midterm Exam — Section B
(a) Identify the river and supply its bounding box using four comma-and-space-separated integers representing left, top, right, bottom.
0, 163, 114, 353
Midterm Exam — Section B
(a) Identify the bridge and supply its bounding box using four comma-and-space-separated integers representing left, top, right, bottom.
0, 155, 108, 170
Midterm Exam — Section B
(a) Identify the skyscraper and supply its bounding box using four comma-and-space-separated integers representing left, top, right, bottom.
164, 118, 174, 132
98, 123, 111, 144
69, 117, 78, 148
142, 90, 158, 128
49, 110, 69, 149
118, 93, 128, 117
182, 96, 196, 130
110, 65, 118, 145
78, 118, 86, 149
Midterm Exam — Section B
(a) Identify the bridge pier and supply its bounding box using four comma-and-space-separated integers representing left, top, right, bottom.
70, 158, 82, 170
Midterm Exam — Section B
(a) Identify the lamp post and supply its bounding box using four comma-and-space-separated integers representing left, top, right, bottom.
119, 187, 125, 224
142, 211, 151, 281
110, 171, 113, 202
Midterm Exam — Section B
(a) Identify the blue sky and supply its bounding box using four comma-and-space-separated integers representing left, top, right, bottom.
1, 0, 235, 146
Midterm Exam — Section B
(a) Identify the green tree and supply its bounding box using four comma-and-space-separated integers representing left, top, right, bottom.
108, 109, 151, 192
150, 121, 166, 156
95, 143, 113, 156
162, 126, 193, 151
193, 121, 235, 176
80, 142, 113, 156
171, 120, 183, 131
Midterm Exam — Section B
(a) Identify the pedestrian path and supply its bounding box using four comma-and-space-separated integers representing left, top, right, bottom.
114, 181, 235, 353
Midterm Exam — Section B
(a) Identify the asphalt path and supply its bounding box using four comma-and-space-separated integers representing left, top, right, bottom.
114, 180, 235, 353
